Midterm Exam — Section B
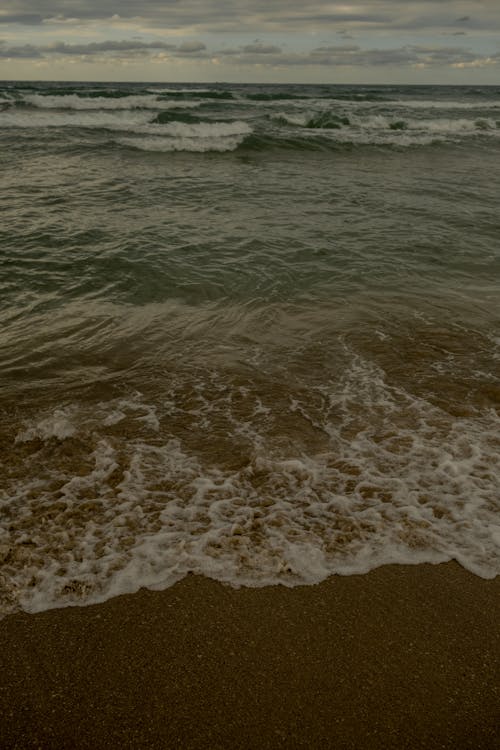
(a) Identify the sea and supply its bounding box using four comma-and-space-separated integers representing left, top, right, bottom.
1, 80, 499, 617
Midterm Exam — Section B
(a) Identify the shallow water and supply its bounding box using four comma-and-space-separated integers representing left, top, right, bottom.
1, 81, 499, 615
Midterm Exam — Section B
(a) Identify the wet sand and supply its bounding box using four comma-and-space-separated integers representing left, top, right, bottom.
1, 562, 498, 749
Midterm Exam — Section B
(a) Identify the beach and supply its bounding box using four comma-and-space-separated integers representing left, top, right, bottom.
1, 562, 499, 749
1, 81, 499, 748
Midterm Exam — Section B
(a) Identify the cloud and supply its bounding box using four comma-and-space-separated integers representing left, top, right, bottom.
1, 34, 499, 72
0, 42, 41, 57
242, 43, 282, 54
210, 42, 500, 69
52, 40, 175, 53
177, 40, 206, 53
0, 1, 498, 34
337, 30, 355, 40
1, 1, 499, 79
0, 13, 44, 24
451, 56, 498, 68
0, 38, 195, 58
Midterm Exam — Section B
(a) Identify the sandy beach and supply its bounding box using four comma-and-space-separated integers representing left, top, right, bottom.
1, 562, 498, 749
3, 77, 500, 750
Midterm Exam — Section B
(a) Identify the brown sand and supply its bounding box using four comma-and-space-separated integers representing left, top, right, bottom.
0, 562, 498, 749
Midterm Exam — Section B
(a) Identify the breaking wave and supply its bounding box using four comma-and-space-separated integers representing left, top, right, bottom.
2, 83, 500, 152
117, 120, 252, 152
20, 93, 202, 111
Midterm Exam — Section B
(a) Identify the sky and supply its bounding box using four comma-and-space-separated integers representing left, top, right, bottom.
1, 1, 500, 84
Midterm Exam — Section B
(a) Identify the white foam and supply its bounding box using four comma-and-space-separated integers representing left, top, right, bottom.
154, 120, 251, 138
23, 93, 201, 111
271, 112, 310, 127
269, 107, 500, 146
0, 109, 155, 130
393, 99, 500, 110
147, 87, 219, 94
344, 115, 499, 146
421, 116, 497, 133
118, 120, 252, 152
15, 408, 77, 442
2, 353, 499, 617
0, 110, 252, 151
109, 395, 160, 431
117, 135, 244, 153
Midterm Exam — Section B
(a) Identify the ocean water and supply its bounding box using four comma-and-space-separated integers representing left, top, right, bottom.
1, 80, 499, 616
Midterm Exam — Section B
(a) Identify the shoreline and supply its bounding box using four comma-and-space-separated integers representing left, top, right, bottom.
1, 562, 499, 749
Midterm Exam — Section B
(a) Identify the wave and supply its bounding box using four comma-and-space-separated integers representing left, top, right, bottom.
272, 109, 499, 132
245, 91, 388, 102
155, 89, 235, 100
0, 109, 155, 130
271, 112, 351, 129
349, 113, 500, 134
15, 93, 203, 111
118, 135, 245, 153
152, 110, 221, 125
148, 87, 215, 94
245, 92, 311, 101
6, 85, 140, 98
0, 106, 251, 150
2, 96, 499, 152
321, 92, 389, 102
260, 111, 500, 150
393, 99, 500, 110
3, 353, 499, 615
117, 120, 252, 153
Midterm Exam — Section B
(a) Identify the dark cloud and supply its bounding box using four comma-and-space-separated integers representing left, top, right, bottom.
242, 43, 282, 54
211, 43, 499, 69
0, 14, 45, 24
1, 2, 499, 73
214, 48, 241, 56
0, 38, 188, 58
53, 40, 176, 53
0, 42, 42, 57
1, 34, 498, 70
177, 41, 206, 53
0, 2, 497, 34
266, 13, 388, 25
